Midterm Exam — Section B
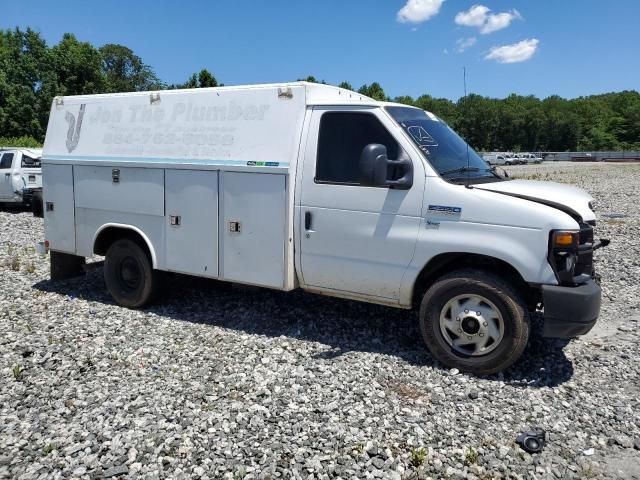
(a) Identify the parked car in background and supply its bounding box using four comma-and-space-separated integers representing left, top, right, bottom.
0, 148, 43, 216
504, 154, 517, 165
513, 154, 528, 165
521, 153, 543, 164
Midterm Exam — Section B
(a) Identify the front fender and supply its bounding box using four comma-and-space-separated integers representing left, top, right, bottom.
399, 219, 557, 306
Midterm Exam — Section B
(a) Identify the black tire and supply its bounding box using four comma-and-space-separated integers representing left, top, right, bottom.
419, 269, 530, 375
32, 191, 43, 218
104, 238, 158, 308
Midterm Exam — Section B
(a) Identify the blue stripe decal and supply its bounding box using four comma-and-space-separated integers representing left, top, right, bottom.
43, 154, 288, 168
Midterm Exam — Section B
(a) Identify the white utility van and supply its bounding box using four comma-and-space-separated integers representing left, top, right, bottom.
40, 82, 607, 374
0, 148, 44, 215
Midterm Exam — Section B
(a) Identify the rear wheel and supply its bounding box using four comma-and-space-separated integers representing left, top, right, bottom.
419, 269, 529, 375
104, 238, 157, 308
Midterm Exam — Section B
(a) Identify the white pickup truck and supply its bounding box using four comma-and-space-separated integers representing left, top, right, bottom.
0, 148, 44, 215
39, 82, 607, 374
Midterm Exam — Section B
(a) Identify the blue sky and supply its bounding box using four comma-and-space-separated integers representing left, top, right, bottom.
3, 0, 639, 100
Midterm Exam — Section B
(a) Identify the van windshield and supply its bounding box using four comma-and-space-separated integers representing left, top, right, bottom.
386, 106, 498, 182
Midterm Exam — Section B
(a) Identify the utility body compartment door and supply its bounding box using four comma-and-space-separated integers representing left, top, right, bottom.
165, 169, 218, 277
74, 166, 164, 216
43, 164, 76, 253
221, 172, 286, 288
297, 107, 424, 301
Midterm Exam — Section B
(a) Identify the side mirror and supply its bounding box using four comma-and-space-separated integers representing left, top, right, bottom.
359, 144, 413, 190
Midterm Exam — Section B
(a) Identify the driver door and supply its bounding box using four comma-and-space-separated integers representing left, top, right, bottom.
297, 106, 424, 302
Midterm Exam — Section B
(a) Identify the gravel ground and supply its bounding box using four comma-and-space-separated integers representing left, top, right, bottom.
1, 162, 639, 480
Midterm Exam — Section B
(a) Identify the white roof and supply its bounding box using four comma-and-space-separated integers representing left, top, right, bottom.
50, 81, 423, 109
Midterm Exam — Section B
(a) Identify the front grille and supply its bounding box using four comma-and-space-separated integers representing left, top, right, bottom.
575, 222, 594, 278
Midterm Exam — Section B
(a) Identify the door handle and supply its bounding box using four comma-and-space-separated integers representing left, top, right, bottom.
304, 211, 312, 230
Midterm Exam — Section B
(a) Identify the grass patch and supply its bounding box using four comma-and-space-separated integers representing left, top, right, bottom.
409, 447, 427, 467
12, 364, 24, 381
10, 256, 21, 271
42, 443, 56, 456
464, 447, 478, 466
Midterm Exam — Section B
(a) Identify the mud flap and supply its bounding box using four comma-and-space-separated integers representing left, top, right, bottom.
50, 251, 86, 281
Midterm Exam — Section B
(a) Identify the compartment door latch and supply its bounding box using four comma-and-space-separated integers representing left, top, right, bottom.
229, 221, 241, 233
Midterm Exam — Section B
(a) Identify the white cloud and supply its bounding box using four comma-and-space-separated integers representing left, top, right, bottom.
456, 37, 477, 53
455, 4, 522, 34
454, 5, 490, 27
480, 10, 522, 34
484, 38, 539, 63
397, 0, 445, 24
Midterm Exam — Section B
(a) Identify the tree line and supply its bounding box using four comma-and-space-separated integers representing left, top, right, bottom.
2, 28, 638, 152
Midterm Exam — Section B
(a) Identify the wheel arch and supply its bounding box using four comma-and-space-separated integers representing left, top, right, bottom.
410, 252, 536, 310
93, 224, 158, 268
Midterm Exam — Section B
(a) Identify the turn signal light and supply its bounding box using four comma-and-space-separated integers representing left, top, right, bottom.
553, 231, 578, 248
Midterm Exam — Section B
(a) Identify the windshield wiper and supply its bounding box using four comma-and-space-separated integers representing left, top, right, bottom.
439, 166, 481, 176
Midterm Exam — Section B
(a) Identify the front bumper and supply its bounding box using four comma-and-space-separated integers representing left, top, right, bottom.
542, 279, 601, 338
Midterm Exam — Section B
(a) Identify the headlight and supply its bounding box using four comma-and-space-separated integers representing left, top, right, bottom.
549, 230, 579, 285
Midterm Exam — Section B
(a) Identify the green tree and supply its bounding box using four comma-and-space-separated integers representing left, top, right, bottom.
393, 95, 415, 105
170, 69, 218, 89
358, 82, 388, 101
51, 33, 105, 96
99, 44, 161, 92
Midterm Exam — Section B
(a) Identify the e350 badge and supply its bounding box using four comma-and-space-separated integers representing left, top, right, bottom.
426, 205, 462, 225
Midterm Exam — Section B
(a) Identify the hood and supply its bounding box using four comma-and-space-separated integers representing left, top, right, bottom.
474, 179, 595, 222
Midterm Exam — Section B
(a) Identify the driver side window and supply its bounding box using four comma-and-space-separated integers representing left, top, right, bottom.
0, 153, 14, 169
315, 112, 399, 185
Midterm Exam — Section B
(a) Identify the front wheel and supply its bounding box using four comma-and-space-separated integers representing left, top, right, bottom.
104, 238, 158, 308
419, 269, 530, 375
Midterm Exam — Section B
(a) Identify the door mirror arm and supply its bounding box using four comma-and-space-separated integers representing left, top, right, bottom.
385, 153, 413, 190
